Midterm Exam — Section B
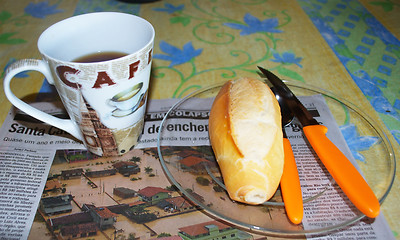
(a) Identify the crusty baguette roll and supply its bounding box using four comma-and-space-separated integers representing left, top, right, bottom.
209, 77, 284, 205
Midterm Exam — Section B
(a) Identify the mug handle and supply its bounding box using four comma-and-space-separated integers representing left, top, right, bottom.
3, 59, 83, 141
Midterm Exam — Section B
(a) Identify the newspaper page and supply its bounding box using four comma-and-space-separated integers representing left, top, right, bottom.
0, 96, 394, 240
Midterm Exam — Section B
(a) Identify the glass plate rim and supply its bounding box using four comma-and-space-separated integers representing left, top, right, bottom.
156, 79, 396, 236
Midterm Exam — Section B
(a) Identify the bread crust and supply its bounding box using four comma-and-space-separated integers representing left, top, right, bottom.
209, 77, 284, 205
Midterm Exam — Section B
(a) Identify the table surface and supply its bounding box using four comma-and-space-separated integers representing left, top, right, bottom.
1, 0, 399, 239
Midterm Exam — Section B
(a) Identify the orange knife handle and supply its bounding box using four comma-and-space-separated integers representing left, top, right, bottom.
281, 138, 303, 224
303, 125, 380, 218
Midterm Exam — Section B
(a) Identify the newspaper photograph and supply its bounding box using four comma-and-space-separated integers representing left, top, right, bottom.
0, 96, 394, 240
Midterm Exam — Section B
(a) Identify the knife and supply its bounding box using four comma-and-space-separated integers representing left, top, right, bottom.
270, 86, 304, 224
281, 130, 304, 224
258, 66, 380, 218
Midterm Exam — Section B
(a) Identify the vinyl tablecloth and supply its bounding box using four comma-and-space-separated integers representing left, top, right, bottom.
0, 0, 399, 238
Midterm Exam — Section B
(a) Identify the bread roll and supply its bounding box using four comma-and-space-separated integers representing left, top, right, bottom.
209, 77, 284, 205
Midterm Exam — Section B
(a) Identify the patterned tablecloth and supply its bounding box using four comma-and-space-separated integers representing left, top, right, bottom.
0, 0, 399, 239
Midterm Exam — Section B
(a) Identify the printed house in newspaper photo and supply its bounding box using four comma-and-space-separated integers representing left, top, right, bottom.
112, 161, 140, 177
138, 186, 172, 205
157, 196, 196, 213
113, 187, 137, 199
61, 168, 84, 180
178, 220, 252, 239
40, 195, 73, 215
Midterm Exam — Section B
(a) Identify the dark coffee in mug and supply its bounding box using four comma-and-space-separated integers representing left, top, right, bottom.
73, 51, 128, 63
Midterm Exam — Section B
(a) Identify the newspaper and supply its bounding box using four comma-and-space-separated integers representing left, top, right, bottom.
0, 96, 394, 240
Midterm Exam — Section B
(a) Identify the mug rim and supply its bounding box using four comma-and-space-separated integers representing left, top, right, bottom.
37, 12, 155, 65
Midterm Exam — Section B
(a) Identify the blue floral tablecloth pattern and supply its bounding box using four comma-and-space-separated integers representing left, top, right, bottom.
3, 0, 397, 165
298, 0, 400, 147
151, 1, 305, 98
1, 0, 65, 78
0, 0, 398, 237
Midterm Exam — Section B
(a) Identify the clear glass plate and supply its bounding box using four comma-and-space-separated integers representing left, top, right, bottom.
157, 80, 396, 236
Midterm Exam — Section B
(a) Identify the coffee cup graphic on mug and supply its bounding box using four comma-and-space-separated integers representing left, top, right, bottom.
3, 12, 155, 156
108, 82, 144, 114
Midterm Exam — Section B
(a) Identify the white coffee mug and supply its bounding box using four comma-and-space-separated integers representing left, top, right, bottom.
3, 12, 155, 156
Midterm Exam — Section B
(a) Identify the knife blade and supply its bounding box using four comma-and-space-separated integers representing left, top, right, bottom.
258, 66, 380, 218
